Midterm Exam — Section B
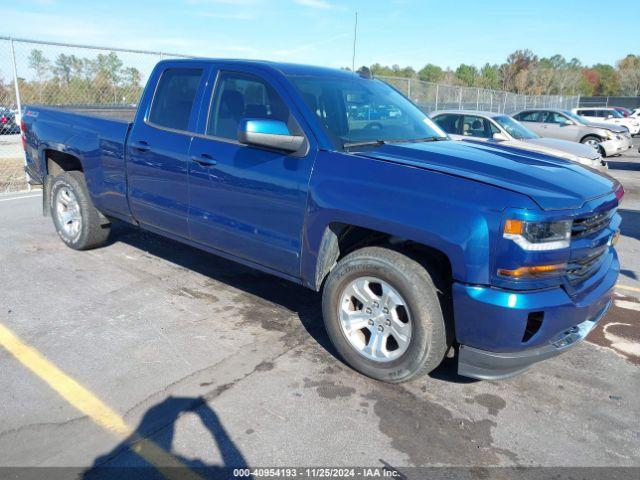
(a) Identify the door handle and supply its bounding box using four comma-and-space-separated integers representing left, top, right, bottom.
191, 153, 218, 167
132, 140, 151, 152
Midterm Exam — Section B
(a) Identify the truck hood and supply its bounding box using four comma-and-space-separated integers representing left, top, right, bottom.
524, 137, 601, 160
356, 140, 617, 211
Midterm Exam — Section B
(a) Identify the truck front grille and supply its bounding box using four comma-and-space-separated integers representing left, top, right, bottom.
567, 246, 608, 285
571, 209, 614, 239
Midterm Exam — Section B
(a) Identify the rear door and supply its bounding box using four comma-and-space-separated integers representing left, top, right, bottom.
127, 62, 209, 237
187, 66, 317, 277
514, 110, 545, 135
432, 113, 463, 139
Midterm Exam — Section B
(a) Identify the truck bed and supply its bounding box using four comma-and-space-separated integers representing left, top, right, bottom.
54, 106, 137, 122
23, 105, 134, 220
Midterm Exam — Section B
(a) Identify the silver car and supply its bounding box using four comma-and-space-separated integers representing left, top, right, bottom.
431, 110, 607, 171
513, 108, 632, 157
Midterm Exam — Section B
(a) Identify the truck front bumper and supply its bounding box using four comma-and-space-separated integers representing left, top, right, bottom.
457, 301, 610, 379
600, 136, 633, 156
453, 250, 618, 380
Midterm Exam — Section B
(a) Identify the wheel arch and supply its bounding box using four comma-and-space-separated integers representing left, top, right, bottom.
579, 133, 602, 144
44, 149, 84, 176
311, 222, 454, 293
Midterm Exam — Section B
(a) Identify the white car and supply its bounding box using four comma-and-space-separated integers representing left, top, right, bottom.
431, 110, 608, 171
572, 107, 640, 135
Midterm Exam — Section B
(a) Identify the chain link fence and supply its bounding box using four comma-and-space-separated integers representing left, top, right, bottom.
578, 96, 640, 110
0, 36, 193, 192
1, 37, 581, 193
379, 76, 580, 114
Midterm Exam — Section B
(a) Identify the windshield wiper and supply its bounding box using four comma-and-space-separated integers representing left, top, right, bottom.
343, 140, 386, 149
392, 136, 448, 143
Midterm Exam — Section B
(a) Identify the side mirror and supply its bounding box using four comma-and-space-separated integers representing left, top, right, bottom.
560, 121, 573, 126
492, 132, 508, 141
606, 114, 614, 119
237, 119, 304, 153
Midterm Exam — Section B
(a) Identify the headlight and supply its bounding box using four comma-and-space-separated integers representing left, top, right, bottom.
503, 219, 572, 250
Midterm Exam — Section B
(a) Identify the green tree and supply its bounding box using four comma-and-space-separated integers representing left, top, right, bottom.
617, 54, 640, 96
28, 49, 50, 82
477, 63, 500, 89
454, 64, 478, 86
27, 49, 50, 102
593, 64, 620, 95
53, 54, 74, 85
417, 64, 443, 83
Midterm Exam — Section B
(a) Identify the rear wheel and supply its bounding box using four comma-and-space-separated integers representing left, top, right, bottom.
50, 171, 110, 250
322, 247, 448, 383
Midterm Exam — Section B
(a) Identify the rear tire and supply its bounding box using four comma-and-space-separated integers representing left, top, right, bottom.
322, 247, 448, 383
50, 171, 110, 250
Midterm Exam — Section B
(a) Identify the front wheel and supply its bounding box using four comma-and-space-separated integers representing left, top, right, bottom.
580, 135, 604, 156
50, 171, 111, 250
322, 247, 449, 383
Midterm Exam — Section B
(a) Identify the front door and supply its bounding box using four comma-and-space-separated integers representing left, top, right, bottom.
127, 65, 207, 236
188, 68, 316, 277
542, 111, 581, 141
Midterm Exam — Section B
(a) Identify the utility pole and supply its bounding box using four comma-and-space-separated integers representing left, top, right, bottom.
352, 12, 358, 72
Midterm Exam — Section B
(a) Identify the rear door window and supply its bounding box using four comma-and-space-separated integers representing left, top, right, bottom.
516, 111, 543, 122
432, 114, 461, 135
148, 68, 203, 131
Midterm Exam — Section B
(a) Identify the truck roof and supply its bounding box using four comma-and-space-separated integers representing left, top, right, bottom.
162, 58, 357, 79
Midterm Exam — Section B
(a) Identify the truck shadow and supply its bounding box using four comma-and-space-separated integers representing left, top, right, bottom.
83, 396, 248, 479
105, 220, 335, 355
608, 160, 640, 171
106, 221, 472, 384
619, 209, 640, 242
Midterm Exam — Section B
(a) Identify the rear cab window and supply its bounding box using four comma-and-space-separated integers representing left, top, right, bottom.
148, 68, 204, 131
515, 111, 543, 123
432, 114, 461, 135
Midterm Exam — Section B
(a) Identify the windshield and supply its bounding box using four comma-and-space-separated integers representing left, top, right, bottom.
287, 74, 447, 149
493, 115, 538, 140
564, 111, 589, 125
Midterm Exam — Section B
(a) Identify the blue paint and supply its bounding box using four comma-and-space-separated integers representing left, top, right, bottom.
22, 58, 621, 361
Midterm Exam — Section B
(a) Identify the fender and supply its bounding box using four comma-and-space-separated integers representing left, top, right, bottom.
301, 150, 539, 290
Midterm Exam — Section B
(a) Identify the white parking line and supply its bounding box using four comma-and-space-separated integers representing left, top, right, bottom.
0, 193, 41, 202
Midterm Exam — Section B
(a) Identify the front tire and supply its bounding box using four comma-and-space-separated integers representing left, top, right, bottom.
50, 171, 110, 250
580, 135, 604, 156
322, 247, 448, 383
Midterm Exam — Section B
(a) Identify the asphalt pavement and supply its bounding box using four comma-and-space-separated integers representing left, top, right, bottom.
0, 143, 639, 478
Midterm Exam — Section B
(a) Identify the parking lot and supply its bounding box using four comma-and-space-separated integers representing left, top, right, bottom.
1, 142, 639, 477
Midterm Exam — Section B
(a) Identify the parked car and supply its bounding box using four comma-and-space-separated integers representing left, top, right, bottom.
513, 108, 632, 156
612, 106, 633, 117
0, 107, 20, 135
21, 59, 622, 383
572, 107, 640, 135
431, 110, 607, 171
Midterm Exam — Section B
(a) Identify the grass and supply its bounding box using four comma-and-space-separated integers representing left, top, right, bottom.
0, 157, 28, 193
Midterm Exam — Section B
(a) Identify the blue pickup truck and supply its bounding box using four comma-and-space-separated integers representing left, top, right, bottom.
21, 59, 623, 382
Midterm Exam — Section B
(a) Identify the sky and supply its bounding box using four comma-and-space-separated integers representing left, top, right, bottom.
2, 0, 638, 71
